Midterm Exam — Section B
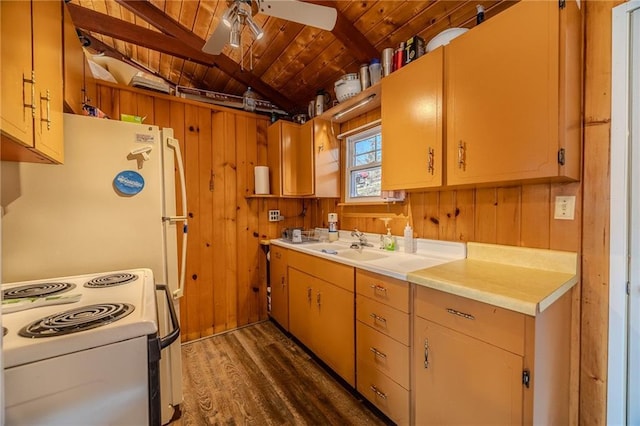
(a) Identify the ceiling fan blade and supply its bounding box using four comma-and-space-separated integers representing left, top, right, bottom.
258, 0, 337, 31
202, 23, 230, 55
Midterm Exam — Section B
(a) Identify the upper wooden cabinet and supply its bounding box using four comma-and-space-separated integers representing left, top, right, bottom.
267, 118, 339, 198
445, 0, 582, 187
63, 2, 88, 115
1, 0, 64, 164
381, 47, 444, 191
302, 119, 340, 198
267, 120, 313, 196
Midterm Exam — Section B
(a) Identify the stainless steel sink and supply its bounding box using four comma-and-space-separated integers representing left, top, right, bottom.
335, 250, 388, 261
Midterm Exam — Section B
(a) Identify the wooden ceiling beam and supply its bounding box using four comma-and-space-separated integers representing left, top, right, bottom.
306, 1, 380, 63
67, 3, 297, 111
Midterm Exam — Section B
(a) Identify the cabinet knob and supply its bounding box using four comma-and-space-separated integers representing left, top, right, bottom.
307, 287, 312, 303
316, 291, 321, 307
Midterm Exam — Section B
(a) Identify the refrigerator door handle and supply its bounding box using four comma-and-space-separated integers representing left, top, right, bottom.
166, 136, 188, 300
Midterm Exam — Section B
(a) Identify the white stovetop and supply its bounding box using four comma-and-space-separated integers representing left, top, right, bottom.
2, 268, 158, 369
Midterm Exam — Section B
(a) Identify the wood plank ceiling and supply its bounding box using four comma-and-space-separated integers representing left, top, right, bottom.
68, 0, 517, 115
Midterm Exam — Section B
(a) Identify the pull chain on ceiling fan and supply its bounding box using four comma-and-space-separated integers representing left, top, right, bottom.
202, 0, 337, 56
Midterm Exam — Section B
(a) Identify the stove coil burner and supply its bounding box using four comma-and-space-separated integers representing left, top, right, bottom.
84, 273, 138, 288
2, 282, 76, 300
19, 303, 134, 338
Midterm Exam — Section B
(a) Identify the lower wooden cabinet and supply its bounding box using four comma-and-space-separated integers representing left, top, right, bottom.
269, 245, 289, 330
413, 285, 572, 425
288, 252, 355, 386
355, 270, 411, 424
414, 316, 524, 424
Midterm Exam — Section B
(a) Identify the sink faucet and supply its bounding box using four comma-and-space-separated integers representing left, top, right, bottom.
350, 229, 373, 249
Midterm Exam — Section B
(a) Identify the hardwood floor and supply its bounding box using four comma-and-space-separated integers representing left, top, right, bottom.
171, 320, 390, 426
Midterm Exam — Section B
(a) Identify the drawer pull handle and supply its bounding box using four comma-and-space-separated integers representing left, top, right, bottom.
370, 385, 387, 400
369, 347, 387, 359
370, 284, 387, 293
424, 338, 430, 368
40, 90, 51, 130
457, 141, 466, 170
446, 308, 475, 320
23, 71, 36, 118
369, 313, 387, 324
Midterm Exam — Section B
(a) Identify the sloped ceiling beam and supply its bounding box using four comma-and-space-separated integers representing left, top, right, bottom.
305, 1, 379, 63
67, 3, 297, 111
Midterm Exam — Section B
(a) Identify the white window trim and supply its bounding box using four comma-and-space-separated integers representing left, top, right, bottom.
344, 125, 383, 204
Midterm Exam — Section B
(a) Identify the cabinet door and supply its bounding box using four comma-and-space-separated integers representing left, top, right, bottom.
446, 1, 559, 186
32, 0, 64, 163
63, 2, 86, 115
310, 119, 340, 198
269, 246, 289, 330
314, 278, 355, 385
288, 268, 314, 349
414, 317, 523, 425
282, 121, 313, 196
0, 0, 33, 146
381, 47, 443, 190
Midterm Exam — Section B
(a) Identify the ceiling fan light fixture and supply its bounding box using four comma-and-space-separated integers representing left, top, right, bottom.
246, 16, 264, 40
229, 20, 241, 48
222, 3, 239, 28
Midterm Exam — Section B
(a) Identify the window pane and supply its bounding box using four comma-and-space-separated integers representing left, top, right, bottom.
350, 167, 382, 198
354, 152, 377, 166
354, 139, 378, 155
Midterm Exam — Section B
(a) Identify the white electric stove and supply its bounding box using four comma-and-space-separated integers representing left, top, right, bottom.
2, 268, 178, 425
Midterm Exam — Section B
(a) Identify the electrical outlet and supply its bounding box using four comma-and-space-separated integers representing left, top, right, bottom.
268, 210, 281, 222
554, 196, 576, 220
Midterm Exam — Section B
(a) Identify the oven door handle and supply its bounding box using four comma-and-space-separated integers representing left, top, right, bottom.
156, 284, 180, 349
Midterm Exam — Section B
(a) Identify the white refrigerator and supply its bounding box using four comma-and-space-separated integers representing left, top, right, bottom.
1, 113, 187, 424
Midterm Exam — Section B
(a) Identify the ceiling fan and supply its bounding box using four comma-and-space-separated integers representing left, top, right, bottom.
202, 0, 338, 55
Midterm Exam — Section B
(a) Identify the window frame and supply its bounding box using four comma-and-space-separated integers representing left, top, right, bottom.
344, 124, 383, 204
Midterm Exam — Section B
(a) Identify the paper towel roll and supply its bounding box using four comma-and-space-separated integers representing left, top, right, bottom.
254, 166, 270, 195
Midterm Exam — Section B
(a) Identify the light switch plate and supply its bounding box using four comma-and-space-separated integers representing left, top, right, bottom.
554, 196, 576, 220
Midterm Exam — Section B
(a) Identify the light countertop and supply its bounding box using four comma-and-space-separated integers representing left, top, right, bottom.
271, 232, 578, 317
407, 242, 579, 316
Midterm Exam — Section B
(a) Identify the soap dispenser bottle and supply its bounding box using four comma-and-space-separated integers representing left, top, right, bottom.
383, 227, 395, 251
404, 222, 414, 253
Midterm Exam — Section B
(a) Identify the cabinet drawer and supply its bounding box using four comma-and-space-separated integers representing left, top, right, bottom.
356, 296, 409, 345
357, 361, 409, 426
288, 250, 353, 291
415, 286, 525, 355
356, 321, 409, 389
356, 269, 409, 313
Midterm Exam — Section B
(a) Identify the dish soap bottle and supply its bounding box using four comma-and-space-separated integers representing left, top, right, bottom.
383, 227, 395, 251
404, 222, 414, 253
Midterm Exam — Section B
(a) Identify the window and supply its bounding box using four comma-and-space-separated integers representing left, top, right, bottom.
345, 125, 382, 203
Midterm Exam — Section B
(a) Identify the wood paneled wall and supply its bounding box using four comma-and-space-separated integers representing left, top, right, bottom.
93, 82, 310, 341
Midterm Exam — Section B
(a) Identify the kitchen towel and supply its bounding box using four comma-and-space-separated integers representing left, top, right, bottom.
254, 166, 270, 195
